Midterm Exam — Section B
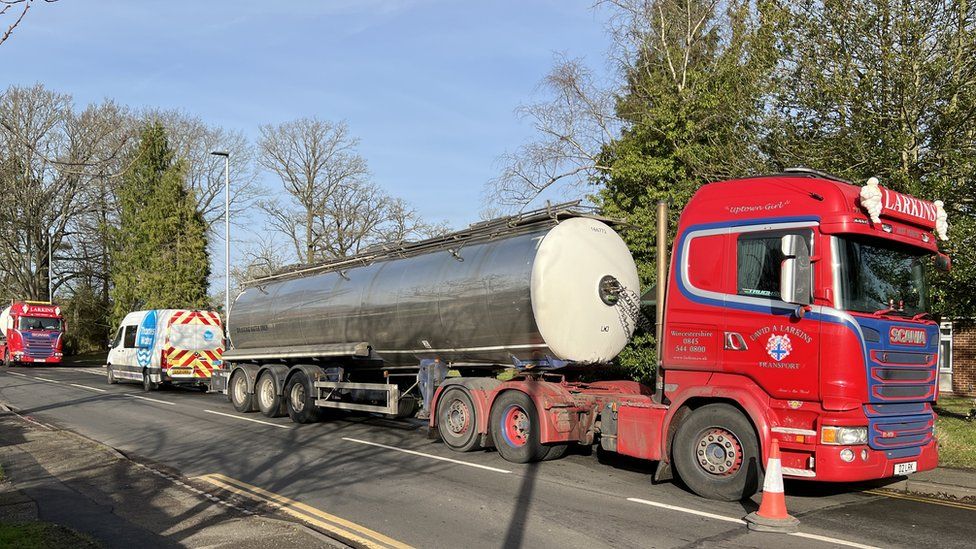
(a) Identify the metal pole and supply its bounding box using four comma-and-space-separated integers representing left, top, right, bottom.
48, 233, 52, 300
653, 200, 669, 403
224, 155, 230, 319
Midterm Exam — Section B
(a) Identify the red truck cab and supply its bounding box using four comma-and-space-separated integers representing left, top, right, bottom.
660, 170, 944, 495
0, 301, 66, 365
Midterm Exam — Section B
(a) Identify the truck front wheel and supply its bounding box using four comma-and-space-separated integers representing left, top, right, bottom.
285, 370, 321, 424
490, 391, 548, 463
672, 403, 763, 501
436, 386, 482, 452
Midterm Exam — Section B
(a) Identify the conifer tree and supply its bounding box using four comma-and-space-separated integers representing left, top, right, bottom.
110, 122, 210, 326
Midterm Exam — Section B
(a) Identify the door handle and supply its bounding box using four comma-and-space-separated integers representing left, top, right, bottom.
724, 332, 748, 351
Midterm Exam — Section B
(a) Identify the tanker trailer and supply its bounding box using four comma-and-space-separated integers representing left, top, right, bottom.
220, 202, 641, 425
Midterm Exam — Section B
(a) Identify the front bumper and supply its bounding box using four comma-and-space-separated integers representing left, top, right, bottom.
785, 439, 938, 482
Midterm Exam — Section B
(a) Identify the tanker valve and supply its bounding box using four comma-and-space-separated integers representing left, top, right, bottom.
598, 275, 623, 306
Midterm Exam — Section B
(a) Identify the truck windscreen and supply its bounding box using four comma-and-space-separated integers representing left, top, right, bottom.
837, 236, 930, 316
17, 316, 63, 331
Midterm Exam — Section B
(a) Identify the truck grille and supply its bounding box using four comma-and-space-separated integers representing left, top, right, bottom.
868, 349, 936, 404
863, 402, 934, 459
22, 333, 56, 359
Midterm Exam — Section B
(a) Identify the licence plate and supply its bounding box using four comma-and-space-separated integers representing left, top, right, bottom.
168, 368, 193, 376
894, 461, 917, 475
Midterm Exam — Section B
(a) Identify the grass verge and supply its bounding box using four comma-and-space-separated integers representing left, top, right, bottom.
0, 522, 99, 549
935, 396, 976, 469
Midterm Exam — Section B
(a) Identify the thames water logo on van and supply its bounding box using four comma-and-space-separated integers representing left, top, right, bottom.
203, 329, 214, 342
136, 310, 158, 368
889, 327, 926, 346
766, 334, 793, 361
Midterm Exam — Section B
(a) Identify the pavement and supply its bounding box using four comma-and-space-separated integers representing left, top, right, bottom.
882, 467, 976, 501
2, 362, 976, 548
0, 404, 342, 548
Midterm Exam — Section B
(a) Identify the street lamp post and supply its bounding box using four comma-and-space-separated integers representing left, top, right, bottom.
210, 151, 231, 320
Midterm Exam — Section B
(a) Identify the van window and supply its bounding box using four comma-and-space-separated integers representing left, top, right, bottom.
737, 230, 812, 299
167, 324, 221, 352
123, 325, 138, 348
111, 327, 123, 348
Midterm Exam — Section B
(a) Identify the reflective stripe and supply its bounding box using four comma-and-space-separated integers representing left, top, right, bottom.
763, 458, 785, 493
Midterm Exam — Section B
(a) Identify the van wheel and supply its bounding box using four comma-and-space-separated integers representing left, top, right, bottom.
142, 370, 158, 392
490, 391, 548, 463
285, 370, 321, 424
107, 365, 117, 385
230, 370, 256, 413
672, 403, 763, 501
436, 386, 482, 452
256, 372, 285, 418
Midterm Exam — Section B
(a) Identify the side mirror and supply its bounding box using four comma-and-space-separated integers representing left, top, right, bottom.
780, 234, 812, 305
935, 253, 951, 272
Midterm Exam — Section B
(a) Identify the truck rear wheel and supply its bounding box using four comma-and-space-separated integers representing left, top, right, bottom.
436, 386, 482, 452
256, 372, 285, 418
229, 370, 256, 413
490, 391, 547, 463
285, 370, 321, 424
672, 403, 762, 501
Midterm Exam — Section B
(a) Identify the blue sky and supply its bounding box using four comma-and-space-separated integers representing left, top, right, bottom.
3, 0, 614, 287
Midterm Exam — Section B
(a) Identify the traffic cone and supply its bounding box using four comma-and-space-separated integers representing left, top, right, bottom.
744, 439, 800, 533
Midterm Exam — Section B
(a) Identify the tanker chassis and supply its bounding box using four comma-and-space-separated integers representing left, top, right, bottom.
220, 169, 949, 501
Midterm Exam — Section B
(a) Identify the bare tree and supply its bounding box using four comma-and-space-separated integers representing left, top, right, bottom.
229, 234, 288, 290
258, 118, 369, 263
151, 110, 262, 232
486, 55, 619, 210
0, 0, 58, 47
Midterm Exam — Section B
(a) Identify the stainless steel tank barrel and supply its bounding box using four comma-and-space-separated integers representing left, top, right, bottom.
228, 205, 640, 366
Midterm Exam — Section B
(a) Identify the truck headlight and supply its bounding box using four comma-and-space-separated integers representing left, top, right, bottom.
821, 426, 868, 445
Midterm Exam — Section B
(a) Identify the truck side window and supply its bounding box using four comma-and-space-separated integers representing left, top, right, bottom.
737, 230, 812, 299
123, 325, 138, 349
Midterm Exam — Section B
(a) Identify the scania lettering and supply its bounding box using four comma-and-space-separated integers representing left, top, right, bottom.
218, 168, 948, 501
0, 301, 65, 366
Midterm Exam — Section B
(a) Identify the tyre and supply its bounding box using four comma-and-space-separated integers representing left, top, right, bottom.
541, 443, 569, 461
142, 369, 158, 392
2, 350, 8, 367
256, 372, 285, 418
285, 370, 321, 424
106, 365, 117, 385
229, 370, 256, 413
490, 391, 548, 464
436, 386, 482, 452
672, 403, 763, 501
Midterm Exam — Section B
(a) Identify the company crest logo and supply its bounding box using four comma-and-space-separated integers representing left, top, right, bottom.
766, 334, 792, 361
889, 327, 927, 346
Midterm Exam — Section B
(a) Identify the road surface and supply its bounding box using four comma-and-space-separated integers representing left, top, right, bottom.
1, 363, 973, 548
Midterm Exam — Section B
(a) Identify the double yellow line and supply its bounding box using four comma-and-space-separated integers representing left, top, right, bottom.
864, 488, 976, 512
194, 473, 413, 549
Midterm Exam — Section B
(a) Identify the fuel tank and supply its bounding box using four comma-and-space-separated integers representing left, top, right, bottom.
229, 209, 640, 366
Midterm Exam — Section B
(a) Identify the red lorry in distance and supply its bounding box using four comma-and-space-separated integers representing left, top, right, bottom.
0, 301, 66, 366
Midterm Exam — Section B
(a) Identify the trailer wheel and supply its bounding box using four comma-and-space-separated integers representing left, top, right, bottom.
490, 391, 547, 463
672, 403, 762, 501
106, 365, 117, 385
142, 369, 158, 392
436, 387, 482, 452
256, 372, 285, 418
229, 370, 256, 413
285, 370, 321, 424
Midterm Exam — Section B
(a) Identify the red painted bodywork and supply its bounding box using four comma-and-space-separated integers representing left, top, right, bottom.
0, 301, 66, 365
431, 173, 942, 484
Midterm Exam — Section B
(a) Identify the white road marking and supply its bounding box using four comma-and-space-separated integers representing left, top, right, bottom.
626, 497, 881, 549
31, 375, 61, 384
204, 409, 290, 429
125, 394, 176, 406
342, 437, 512, 474
70, 383, 107, 392
6, 371, 27, 377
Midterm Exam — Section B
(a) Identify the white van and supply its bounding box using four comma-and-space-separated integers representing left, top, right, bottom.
107, 309, 224, 391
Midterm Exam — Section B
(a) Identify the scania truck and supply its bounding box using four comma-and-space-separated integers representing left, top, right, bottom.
0, 301, 66, 366
218, 168, 949, 501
